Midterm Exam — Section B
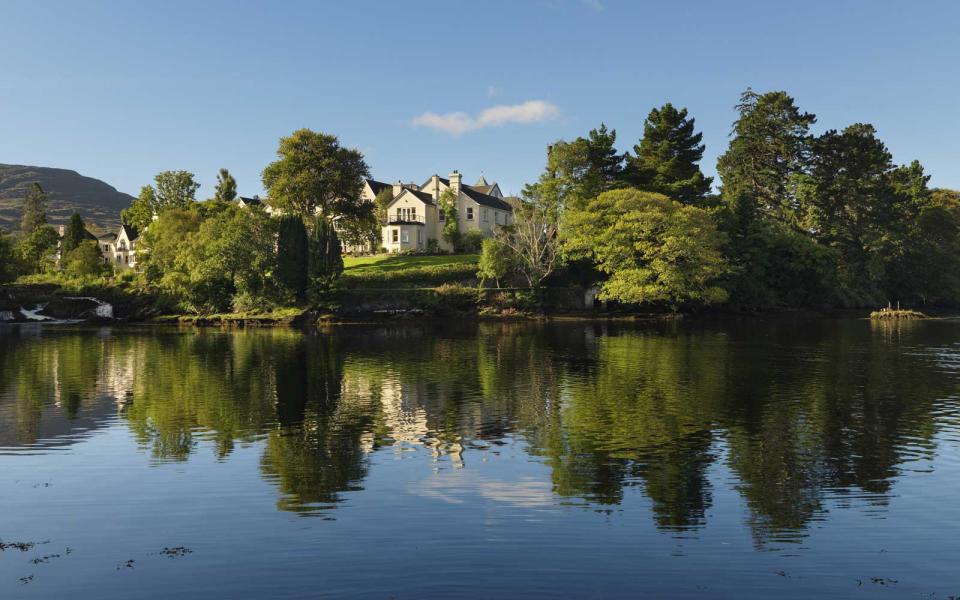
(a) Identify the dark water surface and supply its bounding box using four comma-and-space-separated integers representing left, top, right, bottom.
1, 318, 959, 598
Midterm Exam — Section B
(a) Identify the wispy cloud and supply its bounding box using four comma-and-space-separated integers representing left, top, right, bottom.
411, 100, 560, 135
581, 0, 604, 11
486, 85, 502, 98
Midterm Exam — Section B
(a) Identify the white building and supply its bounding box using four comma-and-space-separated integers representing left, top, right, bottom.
97, 224, 139, 270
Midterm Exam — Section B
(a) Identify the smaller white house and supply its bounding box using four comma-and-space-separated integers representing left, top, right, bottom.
98, 224, 139, 270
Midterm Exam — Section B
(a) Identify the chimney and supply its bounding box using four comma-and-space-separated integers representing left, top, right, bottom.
449, 170, 461, 195
432, 174, 440, 200
393, 180, 404, 196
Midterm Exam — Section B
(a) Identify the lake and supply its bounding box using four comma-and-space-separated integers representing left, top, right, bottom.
1, 318, 959, 598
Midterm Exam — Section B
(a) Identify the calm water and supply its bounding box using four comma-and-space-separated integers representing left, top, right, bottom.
1, 319, 959, 598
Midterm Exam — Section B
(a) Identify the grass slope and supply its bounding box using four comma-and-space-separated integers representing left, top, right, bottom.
342, 254, 480, 289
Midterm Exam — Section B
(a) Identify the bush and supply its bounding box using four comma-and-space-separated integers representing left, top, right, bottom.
63, 241, 110, 278
458, 230, 484, 253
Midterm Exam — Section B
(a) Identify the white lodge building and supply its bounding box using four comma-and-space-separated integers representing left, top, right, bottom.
97, 224, 139, 270
373, 171, 514, 253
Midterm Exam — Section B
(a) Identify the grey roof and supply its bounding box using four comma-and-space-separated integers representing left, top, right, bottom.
461, 186, 513, 211
120, 224, 139, 241
98, 232, 117, 241
467, 184, 496, 195
406, 189, 436, 205
238, 196, 262, 206
365, 179, 393, 195
474, 175, 489, 186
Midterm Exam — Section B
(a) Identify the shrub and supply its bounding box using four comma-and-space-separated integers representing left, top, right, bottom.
458, 230, 484, 253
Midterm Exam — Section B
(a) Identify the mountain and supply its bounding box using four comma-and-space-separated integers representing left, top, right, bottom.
0, 164, 134, 233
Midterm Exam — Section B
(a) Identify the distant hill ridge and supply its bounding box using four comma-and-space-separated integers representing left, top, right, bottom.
0, 163, 134, 233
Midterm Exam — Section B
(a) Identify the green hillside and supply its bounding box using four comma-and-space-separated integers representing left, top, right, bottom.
0, 163, 133, 233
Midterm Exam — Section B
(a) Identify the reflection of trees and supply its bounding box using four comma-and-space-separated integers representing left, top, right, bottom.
260, 334, 378, 514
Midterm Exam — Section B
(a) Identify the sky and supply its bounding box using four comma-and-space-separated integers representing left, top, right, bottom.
1, 0, 958, 199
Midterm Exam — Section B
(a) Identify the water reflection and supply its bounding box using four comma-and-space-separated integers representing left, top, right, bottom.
1, 318, 959, 545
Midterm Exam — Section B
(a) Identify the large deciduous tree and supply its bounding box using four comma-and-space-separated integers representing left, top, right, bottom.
624, 103, 713, 204
262, 129, 371, 225
563, 189, 728, 308
494, 193, 560, 289
154, 170, 200, 210
123, 185, 157, 231
717, 89, 816, 224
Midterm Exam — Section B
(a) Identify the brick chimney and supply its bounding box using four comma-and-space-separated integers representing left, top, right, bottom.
449, 170, 461, 195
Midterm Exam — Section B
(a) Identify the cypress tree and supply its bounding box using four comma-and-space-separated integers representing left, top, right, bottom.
21, 183, 48, 234
61, 212, 86, 256
214, 168, 238, 202
624, 103, 713, 204
276, 215, 309, 299
307, 216, 344, 300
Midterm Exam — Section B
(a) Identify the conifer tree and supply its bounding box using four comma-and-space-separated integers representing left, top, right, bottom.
61, 212, 87, 255
276, 215, 309, 299
214, 168, 238, 203
307, 217, 343, 299
624, 103, 713, 204
21, 183, 48, 234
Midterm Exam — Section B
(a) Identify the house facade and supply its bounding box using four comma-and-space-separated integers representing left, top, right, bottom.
98, 224, 139, 270
381, 171, 513, 253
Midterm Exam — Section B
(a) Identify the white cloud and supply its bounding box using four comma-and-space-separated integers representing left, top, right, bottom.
582, 0, 604, 11
411, 100, 560, 135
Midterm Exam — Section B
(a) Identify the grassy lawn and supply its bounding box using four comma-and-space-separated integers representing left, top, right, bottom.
341, 253, 480, 289
343, 253, 479, 273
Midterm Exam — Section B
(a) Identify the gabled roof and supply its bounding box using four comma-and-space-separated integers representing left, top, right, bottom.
98, 232, 117, 241
421, 175, 450, 189
389, 188, 436, 207
474, 175, 489, 187
119, 224, 139, 241
238, 196, 262, 206
461, 186, 513, 211
467, 184, 497, 196
365, 179, 393, 196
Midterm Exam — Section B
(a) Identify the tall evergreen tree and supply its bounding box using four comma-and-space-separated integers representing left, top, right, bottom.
276, 216, 309, 299
307, 216, 343, 299
21, 182, 48, 234
624, 103, 713, 204
61, 212, 87, 256
716, 89, 816, 224
214, 168, 238, 202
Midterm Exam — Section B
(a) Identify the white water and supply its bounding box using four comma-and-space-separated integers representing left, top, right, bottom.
64, 296, 114, 319
20, 304, 55, 321
0, 310, 15, 321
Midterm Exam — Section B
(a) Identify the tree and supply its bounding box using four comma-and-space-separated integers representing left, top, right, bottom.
0, 231, 21, 283
374, 187, 394, 224
123, 185, 157, 231
63, 241, 108, 278
563, 189, 728, 308
154, 170, 200, 210
527, 124, 625, 216
716, 89, 816, 224
477, 237, 514, 288
214, 168, 238, 203
61, 212, 87, 256
796, 124, 915, 303
624, 103, 713, 204
18, 225, 59, 273
276, 215, 309, 299
494, 191, 560, 289
262, 129, 371, 224
439, 189, 460, 249
138, 209, 204, 283
21, 183, 48, 234
307, 216, 343, 299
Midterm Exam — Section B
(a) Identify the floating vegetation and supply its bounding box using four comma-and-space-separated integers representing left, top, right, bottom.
870, 308, 927, 320
159, 546, 193, 558
0, 540, 36, 552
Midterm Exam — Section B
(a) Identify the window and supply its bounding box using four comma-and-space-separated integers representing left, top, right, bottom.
482, 208, 488, 222
439, 209, 445, 221
466, 207, 474, 220
392, 229, 398, 243
417, 230, 422, 244
396, 208, 402, 222
411, 207, 416, 221
401, 230, 409, 243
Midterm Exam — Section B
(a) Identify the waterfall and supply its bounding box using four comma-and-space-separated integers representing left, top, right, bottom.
64, 297, 114, 319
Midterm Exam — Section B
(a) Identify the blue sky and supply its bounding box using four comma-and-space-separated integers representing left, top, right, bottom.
1, 0, 958, 198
